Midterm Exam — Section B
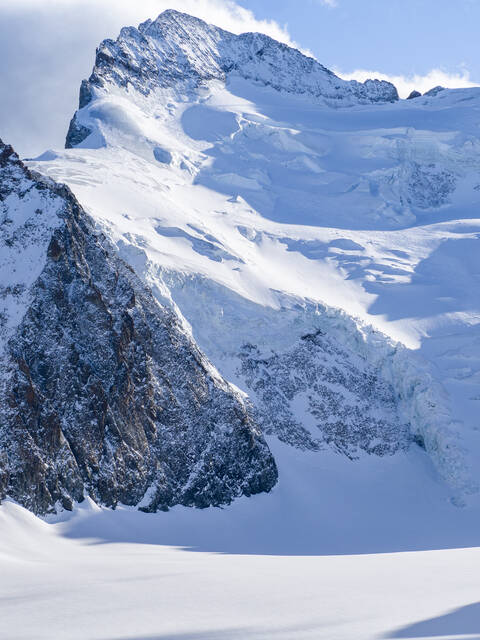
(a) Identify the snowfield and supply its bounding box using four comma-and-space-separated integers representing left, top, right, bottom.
2, 440, 480, 639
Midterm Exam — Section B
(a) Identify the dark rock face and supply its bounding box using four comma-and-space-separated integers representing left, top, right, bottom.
407, 90, 422, 100
65, 80, 95, 147
65, 116, 92, 149
238, 330, 411, 459
0, 141, 277, 515
407, 162, 455, 209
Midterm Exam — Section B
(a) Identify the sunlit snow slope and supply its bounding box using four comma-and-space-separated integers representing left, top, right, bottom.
2, 493, 480, 640
29, 10, 480, 507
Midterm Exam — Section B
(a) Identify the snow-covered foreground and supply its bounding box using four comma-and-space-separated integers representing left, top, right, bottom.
2, 440, 480, 640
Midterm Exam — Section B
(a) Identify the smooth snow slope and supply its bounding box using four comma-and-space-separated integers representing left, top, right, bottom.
2, 426, 480, 639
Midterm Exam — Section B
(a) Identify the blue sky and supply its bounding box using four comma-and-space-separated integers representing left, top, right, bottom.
238, 0, 480, 81
1, 0, 478, 156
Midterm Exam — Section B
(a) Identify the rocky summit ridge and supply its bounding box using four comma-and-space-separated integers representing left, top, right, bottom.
66, 9, 398, 148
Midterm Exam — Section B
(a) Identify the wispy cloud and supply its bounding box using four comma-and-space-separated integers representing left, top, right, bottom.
336, 67, 479, 98
0, 0, 298, 46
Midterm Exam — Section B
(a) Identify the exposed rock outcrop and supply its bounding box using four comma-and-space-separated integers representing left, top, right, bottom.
0, 140, 277, 515
407, 90, 422, 100
424, 85, 445, 97
238, 330, 411, 458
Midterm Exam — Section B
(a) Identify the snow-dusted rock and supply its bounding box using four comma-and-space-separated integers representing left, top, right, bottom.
66, 10, 398, 148
407, 90, 421, 100
424, 85, 445, 97
0, 140, 277, 515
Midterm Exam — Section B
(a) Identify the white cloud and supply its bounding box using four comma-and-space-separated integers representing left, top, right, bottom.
336, 67, 479, 99
0, 0, 298, 156
0, 0, 296, 44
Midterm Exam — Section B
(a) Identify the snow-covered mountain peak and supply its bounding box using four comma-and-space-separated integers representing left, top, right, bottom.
65, 10, 398, 149
139, 8, 229, 39
32, 11, 480, 508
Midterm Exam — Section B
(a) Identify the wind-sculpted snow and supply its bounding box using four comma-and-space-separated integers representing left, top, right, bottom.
0, 141, 277, 515
155, 225, 243, 263
6, 14, 480, 639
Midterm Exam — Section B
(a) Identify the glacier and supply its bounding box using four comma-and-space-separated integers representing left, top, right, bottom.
26, 9, 480, 504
